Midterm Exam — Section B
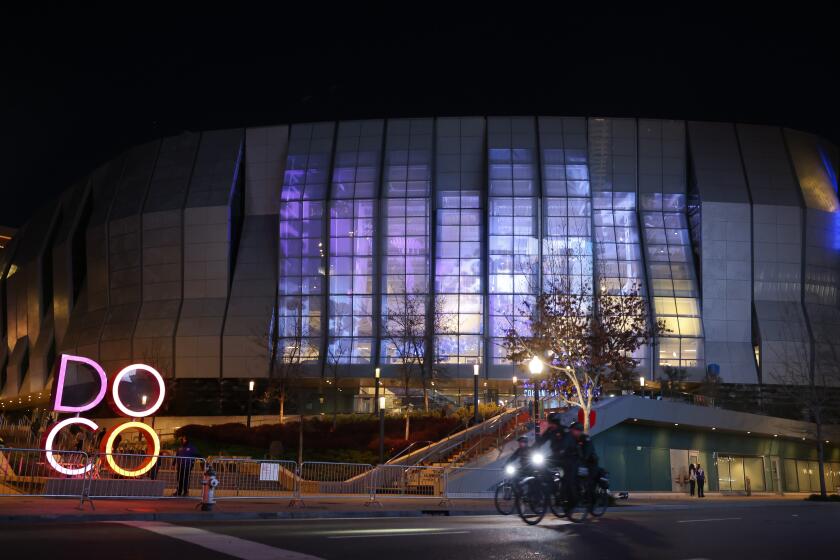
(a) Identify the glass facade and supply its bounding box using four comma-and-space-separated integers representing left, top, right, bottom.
380, 119, 433, 364
538, 117, 592, 294
277, 123, 333, 364
327, 121, 383, 364
434, 118, 485, 365
487, 118, 539, 365
641, 193, 704, 367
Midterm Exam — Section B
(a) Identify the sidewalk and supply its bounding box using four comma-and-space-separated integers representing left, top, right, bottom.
0, 493, 814, 524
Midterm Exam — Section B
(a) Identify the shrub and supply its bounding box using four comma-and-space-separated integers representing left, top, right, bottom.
175, 414, 464, 458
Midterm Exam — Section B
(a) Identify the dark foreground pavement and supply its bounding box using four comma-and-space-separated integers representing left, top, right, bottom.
1, 502, 838, 559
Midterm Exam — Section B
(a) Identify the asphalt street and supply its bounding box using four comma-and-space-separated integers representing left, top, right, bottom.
1, 502, 837, 559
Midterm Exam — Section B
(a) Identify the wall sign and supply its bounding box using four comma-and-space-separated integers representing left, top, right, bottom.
46, 354, 166, 477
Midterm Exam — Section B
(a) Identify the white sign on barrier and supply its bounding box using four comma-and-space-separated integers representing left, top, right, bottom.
259, 462, 280, 481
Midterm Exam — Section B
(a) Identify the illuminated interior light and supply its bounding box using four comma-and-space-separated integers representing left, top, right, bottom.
104, 422, 160, 477
45, 417, 98, 476
111, 363, 166, 418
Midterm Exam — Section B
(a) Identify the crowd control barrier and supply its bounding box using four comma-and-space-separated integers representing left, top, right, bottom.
0, 447, 507, 508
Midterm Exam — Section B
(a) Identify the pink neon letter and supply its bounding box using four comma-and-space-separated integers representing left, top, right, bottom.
52, 354, 108, 413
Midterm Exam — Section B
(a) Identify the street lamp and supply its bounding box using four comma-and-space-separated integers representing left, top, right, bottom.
247, 380, 255, 428
141, 395, 148, 424
512, 376, 518, 406
473, 363, 480, 425
374, 367, 381, 414
639, 376, 645, 398
529, 356, 543, 437
378, 396, 387, 464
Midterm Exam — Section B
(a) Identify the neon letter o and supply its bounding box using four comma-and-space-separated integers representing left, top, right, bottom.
104, 422, 161, 477
45, 417, 98, 476
111, 363, 166, 418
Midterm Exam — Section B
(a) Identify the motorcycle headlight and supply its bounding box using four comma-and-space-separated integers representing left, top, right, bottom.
505, 464, 516, 475
531, 452, 545, 466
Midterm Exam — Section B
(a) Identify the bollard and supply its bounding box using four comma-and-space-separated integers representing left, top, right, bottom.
200, 467, 219, 511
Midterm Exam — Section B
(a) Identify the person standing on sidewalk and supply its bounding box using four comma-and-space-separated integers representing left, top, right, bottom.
688, 463, 696, 496
696, 464, 706, 498
174, 436, 200, 497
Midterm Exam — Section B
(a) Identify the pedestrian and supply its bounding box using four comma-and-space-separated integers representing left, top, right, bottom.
94, 427, 107, 449
74, 429, 85, 452
688, 462, 696, 496
173, 435, 200, 497
696, 464, 706, 498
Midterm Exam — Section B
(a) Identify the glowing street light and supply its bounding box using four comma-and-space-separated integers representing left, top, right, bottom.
378, 396, 387, 464
246, 380, 255, 428
528, 356, 544, 438
473, 363, 481, 424
374, 367, 381, 414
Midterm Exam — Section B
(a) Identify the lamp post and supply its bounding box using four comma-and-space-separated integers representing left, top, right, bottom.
378, 396, 386, 464
373, 367, 380, 414
639, 375, 645, 399
528, 356, 544, 438
473, 363, 480, 425
512, 376, 518, 407
247, 380, 255, 428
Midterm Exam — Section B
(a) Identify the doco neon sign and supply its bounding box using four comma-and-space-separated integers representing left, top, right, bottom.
46, 354, 166, 477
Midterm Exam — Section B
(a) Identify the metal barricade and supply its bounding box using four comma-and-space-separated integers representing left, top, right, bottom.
298, 461, 373, 501
372, 464, 447, 500
209, 458, 297, 499
0, 447, 89, 507
85, 452, 206, 500
444, 466, 503, 499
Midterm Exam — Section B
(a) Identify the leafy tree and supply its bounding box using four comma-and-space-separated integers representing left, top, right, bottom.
503, 258, 662, 432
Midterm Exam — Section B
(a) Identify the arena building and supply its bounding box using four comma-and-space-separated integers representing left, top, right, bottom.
1, 117, 839, 416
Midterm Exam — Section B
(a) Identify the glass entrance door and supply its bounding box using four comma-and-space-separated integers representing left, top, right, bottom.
716, 455, 766, 493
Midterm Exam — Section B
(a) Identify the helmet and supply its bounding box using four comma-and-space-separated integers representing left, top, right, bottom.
517, 436, 529, 443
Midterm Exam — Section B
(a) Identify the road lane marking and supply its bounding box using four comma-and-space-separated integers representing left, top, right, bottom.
676, 517, 742, 523
328, 530, 470, 539
110, 521, 325, 560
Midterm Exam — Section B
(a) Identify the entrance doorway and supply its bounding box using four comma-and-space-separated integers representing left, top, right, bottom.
770, 457, 783, 494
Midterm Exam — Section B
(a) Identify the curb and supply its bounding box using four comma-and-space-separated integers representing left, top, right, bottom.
0, 508, 499, 524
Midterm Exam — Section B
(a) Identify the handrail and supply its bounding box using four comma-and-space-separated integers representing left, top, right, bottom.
386, 440, 433, 464
410, 407, 523, 466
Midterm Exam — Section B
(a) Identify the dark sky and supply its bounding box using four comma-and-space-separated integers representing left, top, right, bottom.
2, 7, 838, 228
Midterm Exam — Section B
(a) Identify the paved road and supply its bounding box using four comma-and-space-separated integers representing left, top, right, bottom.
2, 503, 837, 559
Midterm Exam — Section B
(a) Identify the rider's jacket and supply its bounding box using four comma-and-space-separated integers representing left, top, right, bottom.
536, 425, 580, 468
505, 446, 528, 468
579, 434, 598, 469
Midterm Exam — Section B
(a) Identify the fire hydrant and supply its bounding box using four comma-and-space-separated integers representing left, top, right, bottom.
200, 467, 219, 511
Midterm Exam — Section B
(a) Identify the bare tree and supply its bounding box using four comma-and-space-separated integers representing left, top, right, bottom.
325, 342, 350, 431
503, 250, 663, 432
768, 321, 840, 497
258, 305, 314, 425
380, 292, 453, 413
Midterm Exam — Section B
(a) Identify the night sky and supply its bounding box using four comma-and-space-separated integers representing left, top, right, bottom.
2, 7, 838, 228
